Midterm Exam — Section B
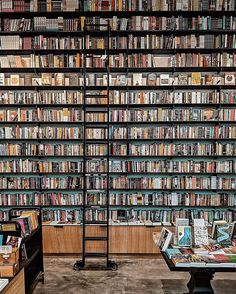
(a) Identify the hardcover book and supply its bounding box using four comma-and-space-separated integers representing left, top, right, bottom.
225, 73, 235, 85
215, 223, 232, 245
177, 226, 192, 247
193, 226, 209, 246
154, 227, 173, 251
191, 72, 201, 85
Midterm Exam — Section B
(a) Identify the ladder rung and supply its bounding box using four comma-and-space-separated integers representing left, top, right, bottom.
85, 237, 107, 241
85, 253, 107, 258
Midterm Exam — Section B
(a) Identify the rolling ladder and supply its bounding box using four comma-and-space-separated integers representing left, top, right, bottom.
74, 21, 117, 271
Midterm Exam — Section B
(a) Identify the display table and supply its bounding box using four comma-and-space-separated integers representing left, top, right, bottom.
162, 251, 236, 294
1, 269, 25, 294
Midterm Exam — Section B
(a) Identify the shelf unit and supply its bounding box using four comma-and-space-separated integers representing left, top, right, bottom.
0, 0, 236, 254
0, 208, 44, 293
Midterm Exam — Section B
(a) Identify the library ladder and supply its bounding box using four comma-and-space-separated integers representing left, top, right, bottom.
73, 21, 117, 271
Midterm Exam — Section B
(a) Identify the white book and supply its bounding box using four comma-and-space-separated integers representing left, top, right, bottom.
0, 279, 9, 292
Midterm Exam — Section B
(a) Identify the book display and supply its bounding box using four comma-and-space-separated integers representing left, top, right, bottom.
0, 209, 43, 292
0, 0, 236, 256
155, 218, 236, 293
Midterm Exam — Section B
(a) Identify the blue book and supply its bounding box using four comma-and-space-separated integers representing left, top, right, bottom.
165, 248, 182, 259
0, 235, 3, 246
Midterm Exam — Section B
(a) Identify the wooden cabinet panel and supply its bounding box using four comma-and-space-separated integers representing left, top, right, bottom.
43, 226, 82, 254
2, 269, 25, 294
110, 226, 128, 253
127, 227, 160, 254
85, 226, 107, 253
42, 225, 166, 254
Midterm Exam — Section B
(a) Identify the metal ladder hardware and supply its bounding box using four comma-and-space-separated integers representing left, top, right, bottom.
74, 21, 118, 271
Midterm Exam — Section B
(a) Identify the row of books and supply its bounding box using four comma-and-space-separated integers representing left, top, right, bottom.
110, 126, 236, 139
0, 35, 83, 50
0, 142, 235, 157
110, 90, 236, 105
1, 125, 236, 140
3, 34, 236, 51
0, 0, 235, 13
0, 0, 80, 12
0, 126, 83, 139
0, 176, 83, 189
0, 192, 235, 207
1, 73, 236, 88
3, 16, 236, 32
0, 175, 235, 190
0, 73, 82, 87
0, 91, 83, 105
0, 141, 234, 156
0, 54, 82, 68
111, 142, 236, 156
109, 160, 236, 173
0, 108, 83, 122
1, 52, 236, 69
1, 90, 236, 105
109, 192, 236, 207
83, 0, 236, 12
109, 108, 236, 122
0, 159, 84, 173
111, 16, 236, 31
1, 107, 236, 123
1, 159, 236, 174
110, 175, 236, 190
41, 208, 235, 225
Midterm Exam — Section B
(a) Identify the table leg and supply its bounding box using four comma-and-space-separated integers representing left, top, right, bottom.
186, 270, 215, 294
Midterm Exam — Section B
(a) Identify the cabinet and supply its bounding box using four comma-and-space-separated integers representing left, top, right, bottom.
42, 226, 167, 254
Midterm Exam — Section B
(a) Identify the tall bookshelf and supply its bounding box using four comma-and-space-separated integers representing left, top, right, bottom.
0, 0, 236, 254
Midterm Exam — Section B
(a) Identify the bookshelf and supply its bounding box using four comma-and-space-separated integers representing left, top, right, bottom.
0, 208, 44, 293
0, 0, 236, 254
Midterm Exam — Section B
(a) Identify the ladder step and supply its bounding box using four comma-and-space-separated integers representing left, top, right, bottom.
85, 253, 107, 258
85, 237, 107, 241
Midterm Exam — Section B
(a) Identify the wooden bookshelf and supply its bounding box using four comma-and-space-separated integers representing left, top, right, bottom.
0, 0, 236, 256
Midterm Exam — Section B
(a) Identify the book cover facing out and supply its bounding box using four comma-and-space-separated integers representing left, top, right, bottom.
177, 226, 192, 247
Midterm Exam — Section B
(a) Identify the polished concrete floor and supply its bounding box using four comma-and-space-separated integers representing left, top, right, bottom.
33, 256, 236, 294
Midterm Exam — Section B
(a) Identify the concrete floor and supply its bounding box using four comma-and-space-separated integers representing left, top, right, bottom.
33, 256, 236, 294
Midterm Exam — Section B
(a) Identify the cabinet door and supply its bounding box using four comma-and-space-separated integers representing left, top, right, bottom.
110, 226, 128, 253
85, 226, 107, 253
127, 227, 160, 254
43, 226, 82, 253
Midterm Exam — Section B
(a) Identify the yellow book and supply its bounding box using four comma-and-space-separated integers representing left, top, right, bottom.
191, 72, 201, 85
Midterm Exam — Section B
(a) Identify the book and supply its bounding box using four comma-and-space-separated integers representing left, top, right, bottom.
155, 227, 173, 251
0, 279, 9, 292
10, 75, 20, 86
178, 73, 188, 85
0, 73, 5, 85
231, 222, 236, 240
215, 223, 232, 245
133, 74, 143, 86
193, 226, 209, 246
191, 72, 201, 85
225, 73, 235, 85
6, 236, 22, 249
165, 248, 182, 259
205, 74, 213, 85
177, 226, 192, 247
211, 220, 227, 238
160, 74, 170, 85
147, 73, 157, 86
